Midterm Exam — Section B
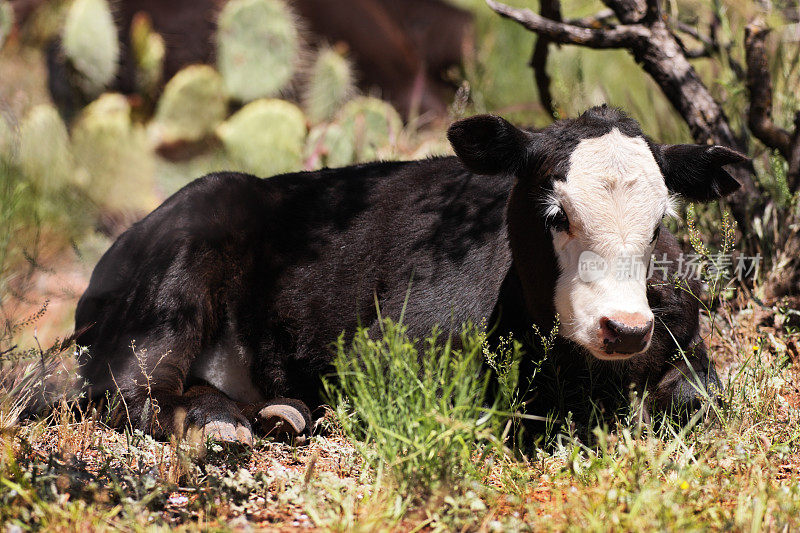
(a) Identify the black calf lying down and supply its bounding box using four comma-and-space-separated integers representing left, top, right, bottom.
74, 106, 746, 444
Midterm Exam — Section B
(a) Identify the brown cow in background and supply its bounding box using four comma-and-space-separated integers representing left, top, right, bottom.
34, 0, 473, 120
293, 0, 473, 117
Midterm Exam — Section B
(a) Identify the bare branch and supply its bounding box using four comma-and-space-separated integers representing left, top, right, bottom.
486, 0, 757, 224
567, 9, 616, 29
745, 23, 793, 160
684, 47, 712, 59
601, 0, 646, 24
643, 0, 662, 24
675, 20, 714, 47
675, 19, 745, 79
486, 0, 649, 48
529, 0, 563, 117
789, 111, 800, 191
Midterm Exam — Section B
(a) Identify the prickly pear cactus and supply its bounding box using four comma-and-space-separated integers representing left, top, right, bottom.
216, 0, 301, 102
62, 0, 119, 96
216, 99, 307, 176
337, 97, 402, 162
303, 47, 355, 124
72, 93, 157, 212
0, 113, 12, 159
0, 1, 13, 49
304, 123, 355, 170
18, 104, 74, 193
411, 138, 453, 160
149, 65, 228, 147
130, 12, 165, 96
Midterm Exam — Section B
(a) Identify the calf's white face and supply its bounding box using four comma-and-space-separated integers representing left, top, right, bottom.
548, 128, 674, 360
447, 106, 745, 361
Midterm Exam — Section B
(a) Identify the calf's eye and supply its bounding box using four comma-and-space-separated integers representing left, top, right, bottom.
547, 207, 570, 234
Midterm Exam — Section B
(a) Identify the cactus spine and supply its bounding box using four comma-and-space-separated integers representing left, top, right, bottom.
216, 99, 307, 176
61, 0, 119, 96
303, 46, 355, 124
216, 0, 301, 102
149, 65, 228, 147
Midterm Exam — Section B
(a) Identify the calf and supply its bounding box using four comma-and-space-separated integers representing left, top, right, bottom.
74, 106, 746, 445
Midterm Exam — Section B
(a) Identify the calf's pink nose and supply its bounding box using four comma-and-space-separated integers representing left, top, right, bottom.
599, 313, 653, 354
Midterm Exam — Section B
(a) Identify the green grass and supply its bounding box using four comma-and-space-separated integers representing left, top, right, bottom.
323, 318, 501, 497
1, 0, 799, 529
0, 287, 798, 530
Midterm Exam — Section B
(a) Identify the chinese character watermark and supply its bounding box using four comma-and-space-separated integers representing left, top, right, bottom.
577, 252, 762, 283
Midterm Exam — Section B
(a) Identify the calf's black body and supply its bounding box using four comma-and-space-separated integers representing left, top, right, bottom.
76, 108, 732, 442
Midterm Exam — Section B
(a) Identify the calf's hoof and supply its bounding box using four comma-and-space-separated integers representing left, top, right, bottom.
257, 397, 312, 443
198, 420, 254, 447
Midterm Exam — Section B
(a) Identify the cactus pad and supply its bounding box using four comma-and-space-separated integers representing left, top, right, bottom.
216, 0, 301, 102
62, 0, 119, 96
304, 123, 355, 169
72, 93, 157, 212
149, 65, 228, 147
336, 97, 402, 162
216, 99, 307, 176
0, 113, 13, 159
18, 104, 74, 193
0, 1, 13, 49
130, 12, 165, 96
303, 47, 355, 124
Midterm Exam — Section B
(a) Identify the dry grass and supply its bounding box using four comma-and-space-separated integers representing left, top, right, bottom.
2, 1, 800, 529
0, 294, 798, 531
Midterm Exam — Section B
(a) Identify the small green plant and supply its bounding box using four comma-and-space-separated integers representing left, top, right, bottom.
61, 0, 119, 96
216, 98, 307, 176
216, 0, 302, 102
324, 318, 498, 496
483, 333, 523, 436
485, 320, 557, 447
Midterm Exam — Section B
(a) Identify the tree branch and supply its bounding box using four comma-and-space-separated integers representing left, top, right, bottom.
744, 23, 793, 160
601, 0, 646, 24
486, 0, 756, 226
675, 19, 745, 79
567, 9, 616, 29
486, 0, 649, 48
790, 111, 800, 191
529, 0, 563, 117
643, 0, 662, 24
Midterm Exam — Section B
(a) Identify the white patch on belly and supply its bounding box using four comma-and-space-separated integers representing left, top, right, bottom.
189, 340, 265, 404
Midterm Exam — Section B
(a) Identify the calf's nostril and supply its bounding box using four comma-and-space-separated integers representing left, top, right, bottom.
599, 316, 653, 354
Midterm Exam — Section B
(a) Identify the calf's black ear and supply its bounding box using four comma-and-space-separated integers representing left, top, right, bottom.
447, 114, 537, 177
659, 144, 748, 202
